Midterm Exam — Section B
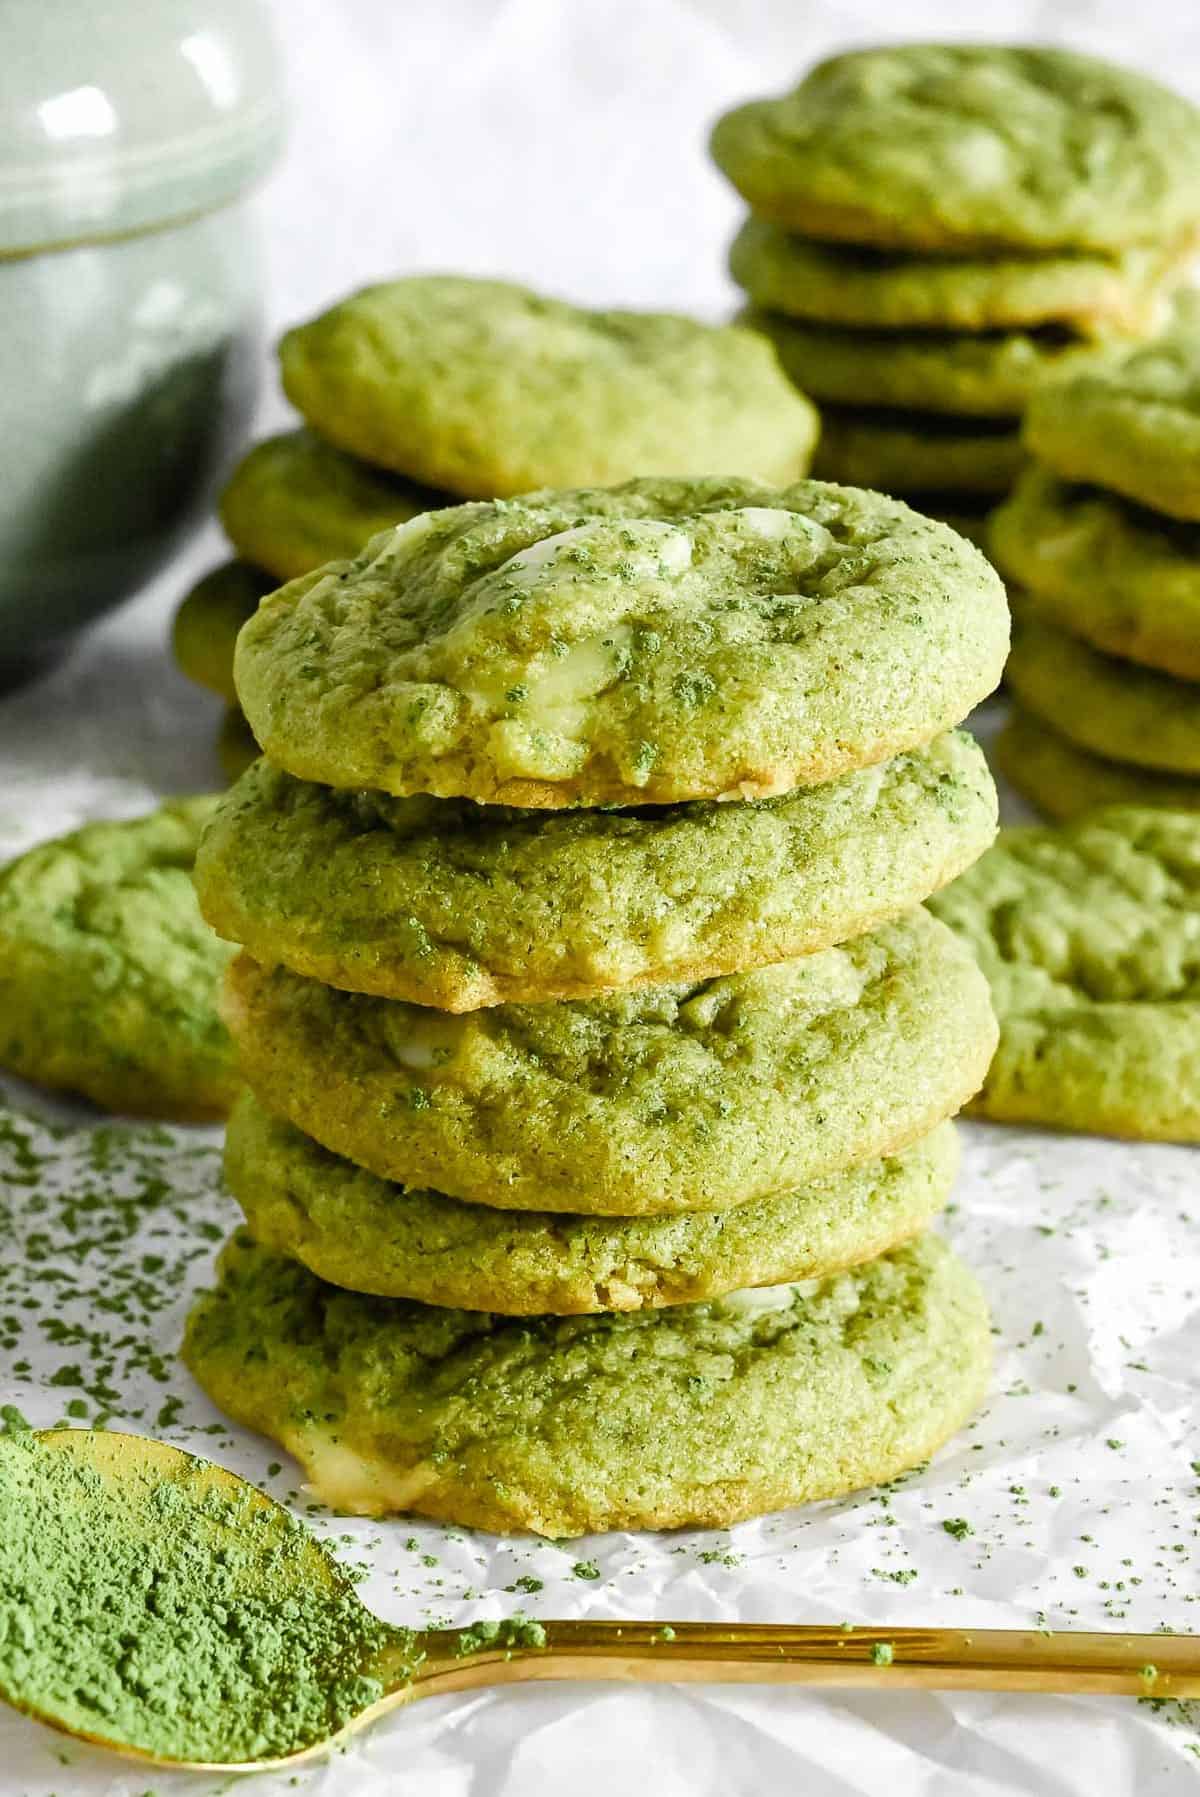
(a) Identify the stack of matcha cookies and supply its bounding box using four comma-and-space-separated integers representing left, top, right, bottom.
991, 299, 1200, 817
172, 276, 819, 777
183, 475, 1008, 1537
712, 45, 1200, 536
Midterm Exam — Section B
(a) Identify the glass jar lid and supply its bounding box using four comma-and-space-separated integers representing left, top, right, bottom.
0, 0, 285, 253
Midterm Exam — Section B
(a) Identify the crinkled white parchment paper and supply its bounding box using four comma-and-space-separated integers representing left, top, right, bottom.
3, 2, 1200, 1790
2, 623, 1198, 1797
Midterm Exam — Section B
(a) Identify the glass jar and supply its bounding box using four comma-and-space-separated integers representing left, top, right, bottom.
0, 0, 285, 674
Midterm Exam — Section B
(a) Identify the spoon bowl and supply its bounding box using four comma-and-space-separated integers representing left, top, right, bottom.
3, 1428, 1200, 1774
0, 1426, 422, 1768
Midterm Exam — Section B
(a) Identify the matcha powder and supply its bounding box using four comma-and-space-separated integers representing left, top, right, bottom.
0, 1422, 408, 1764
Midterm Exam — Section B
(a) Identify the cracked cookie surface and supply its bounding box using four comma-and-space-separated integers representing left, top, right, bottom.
279, 276, 819, 497
183, 1229, 991, 1535
226, 1093, 959, 1314
234, 477, 1008, 808
195, 731, 996, 1008
711, 46, 1200, 252
222, 908, 996, 1216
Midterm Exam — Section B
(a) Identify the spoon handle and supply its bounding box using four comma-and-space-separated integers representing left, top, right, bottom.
407, 1622, 1200, 1700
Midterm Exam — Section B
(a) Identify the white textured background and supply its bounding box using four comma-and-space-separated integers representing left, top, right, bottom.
2, 4, 1200, 1794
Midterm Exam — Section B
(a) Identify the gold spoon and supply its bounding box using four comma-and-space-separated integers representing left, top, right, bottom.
2, 1429, 1198, 1775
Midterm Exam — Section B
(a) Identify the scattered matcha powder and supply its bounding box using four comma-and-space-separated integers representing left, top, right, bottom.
1, 1096, 1199, 1762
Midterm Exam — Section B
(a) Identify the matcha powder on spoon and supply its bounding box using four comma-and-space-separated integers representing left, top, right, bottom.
0, 1422, 412, 1765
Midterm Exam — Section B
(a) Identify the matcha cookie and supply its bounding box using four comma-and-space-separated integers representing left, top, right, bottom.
813, 410, 1023, 496
216, 709, 259, 785
744, 309, 1116, 419
711, 46, 1200, 253
929, 809, 1200, 1140
0, 800, 237, 1120
173, 561, 271, 704
219, 429, 447, 584
196, 731, 996, 1009
227, 1093, 960, 1314
994, 709, 1200, 821
223, 909, 996, 1216
1024, 299, 1200, 520
279, 276, 819, 497
991, 470, 1200, 680
183, 1229, 991, 1535
1007, 610, 1200, 775
728, 216, 1187, 337
235, 478, 1009, 809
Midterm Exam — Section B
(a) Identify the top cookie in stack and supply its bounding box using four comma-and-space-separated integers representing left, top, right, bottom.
712, 45, 1200, 536
172, 276, 820, 777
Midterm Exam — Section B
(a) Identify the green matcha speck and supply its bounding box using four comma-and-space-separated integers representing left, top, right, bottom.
453, 1617, 548, 1657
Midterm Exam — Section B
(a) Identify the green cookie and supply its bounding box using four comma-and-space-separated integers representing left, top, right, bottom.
226, 1093, 960, 1314
219, 429, 447, 584
173, 561, 271, 704
1007, 609, 1200, 775
1024, 296, 1200, 520
929, 809, 1200, 1141
994, 708, 1200, 821
813, 409, 1023, 496
223, 908, 996, 1217
991, 469, 1200, 680
235, 477, 1009, 810
0, 800, 237, 1120
279, 276, 819, 498
182, 1229, 990, 1535
743, 308, 1118, 419
196, 732, 996, 1010
216, 708, 260, 785
728, 216, 1189, 336
711, 46, 1200, 252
